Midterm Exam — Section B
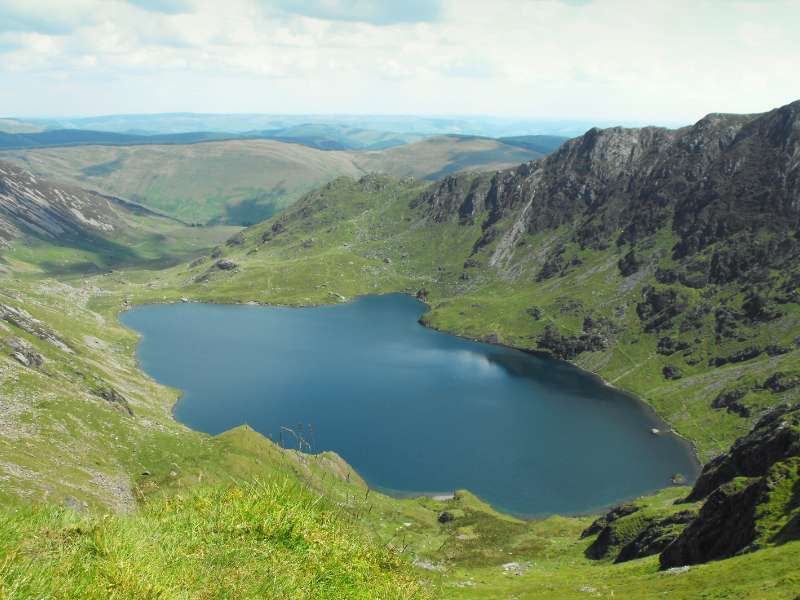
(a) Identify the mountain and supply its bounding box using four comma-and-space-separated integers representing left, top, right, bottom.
0, 160, 236, 272
352, 134, 558, 180
2, 101, 800, 598
497, 134, 571, 154
17, 112, 634, 138
0, 136, 549, 225
178, 100, 800, 461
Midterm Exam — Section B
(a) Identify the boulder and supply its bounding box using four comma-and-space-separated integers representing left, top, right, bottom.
437, 511, 455, 524
7, 338, 43, 368
215, 259, 238, 271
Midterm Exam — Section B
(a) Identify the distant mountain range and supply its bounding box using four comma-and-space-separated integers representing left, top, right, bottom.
0, 123, 570, 154
0, 112, 652, 141
0, 126, 421, 152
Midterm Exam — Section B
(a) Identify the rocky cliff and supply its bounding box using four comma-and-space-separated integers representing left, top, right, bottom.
416, 100, 800, 275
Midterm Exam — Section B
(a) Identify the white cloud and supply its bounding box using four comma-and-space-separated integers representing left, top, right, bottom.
0, 0, 797, 121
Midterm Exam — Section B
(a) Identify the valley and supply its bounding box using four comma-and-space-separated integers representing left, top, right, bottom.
1, 100, 800, 599
0, 135, 560, 226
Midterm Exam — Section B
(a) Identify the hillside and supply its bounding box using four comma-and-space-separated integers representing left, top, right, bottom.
0, 141, 361, 226
2, 100, 800, 598
0, 161, 235, 273
352, 135, 552, 180
0, 263, 797, 598
248, 123, 428, 150
0, 136, 548, 225
0, 119, 45, 134
165, 100, 800, 461
0, 125, 425, 152
0, 129, 237, 151
498, 134, 571, 154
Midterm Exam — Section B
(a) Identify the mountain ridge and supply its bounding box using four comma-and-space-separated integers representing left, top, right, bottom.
1, 100, 800, 598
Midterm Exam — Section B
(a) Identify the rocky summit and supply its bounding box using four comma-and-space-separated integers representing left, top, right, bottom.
416, 100, 800, 278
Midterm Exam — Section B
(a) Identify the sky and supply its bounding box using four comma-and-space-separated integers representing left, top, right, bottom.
0, 0, 798, 123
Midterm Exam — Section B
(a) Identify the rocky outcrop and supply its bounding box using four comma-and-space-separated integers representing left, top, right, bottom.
711, 388, 751, 418
577, 405, 800, 569
5, 337, 44, 368
582, 503, 696, 564
685, 404, 800, 502
661, 458, 800, 568
656, 405, 800, 568
537, 324, 607, 360
411, 101, 800, 276
1, 303, 72, 353
92, 385, 134, 417
615, 510, 696, 563
582, 504, 640, 539
214, 259, 238, 271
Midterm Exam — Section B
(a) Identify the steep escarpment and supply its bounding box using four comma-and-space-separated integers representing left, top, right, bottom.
419, 100, 799, 264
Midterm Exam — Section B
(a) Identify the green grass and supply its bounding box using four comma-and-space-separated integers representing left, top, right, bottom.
3, 173, 800, 598
0, 479, 429, 599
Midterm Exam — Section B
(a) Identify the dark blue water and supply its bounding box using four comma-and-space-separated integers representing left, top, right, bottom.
121, 294, 699, 516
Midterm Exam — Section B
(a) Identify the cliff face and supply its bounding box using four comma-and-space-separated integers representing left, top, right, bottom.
410, 103, 800, 568
415, 101, 800, 274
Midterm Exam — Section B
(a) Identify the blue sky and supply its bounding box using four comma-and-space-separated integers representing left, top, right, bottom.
0, 0, 798, 122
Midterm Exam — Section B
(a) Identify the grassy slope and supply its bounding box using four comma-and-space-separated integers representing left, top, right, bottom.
0, 137, 541, 226
143, 175, 800, 462
1, 269, 797, 600
0, 468, 428, 599
0, 141, 361, 226
1, 177, 799, 597
352, 135, 543, 180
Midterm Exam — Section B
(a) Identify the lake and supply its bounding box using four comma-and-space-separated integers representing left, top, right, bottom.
121, 294, 699, 517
